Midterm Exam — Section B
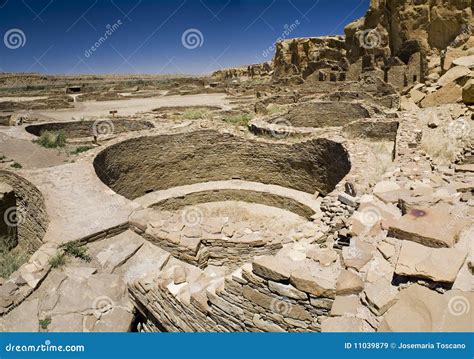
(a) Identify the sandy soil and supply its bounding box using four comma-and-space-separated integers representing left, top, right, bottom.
0, 133, 66, 169
36, 93, 230, 121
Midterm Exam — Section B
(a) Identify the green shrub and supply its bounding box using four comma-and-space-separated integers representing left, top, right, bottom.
182, 108, 209, 120
39, 317, 51, 330
10, 162, 22, 169
62, 242, 91, 262
223, 113, 253, 126
34, 130, 67, 148
0, 241, 25, 278
48, 253, 66, 268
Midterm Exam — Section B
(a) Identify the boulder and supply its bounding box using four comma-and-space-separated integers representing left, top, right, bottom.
336, 269, 364, 295
395, 241, 467, 283
330, 295, 360, 316
388, 206, 470, 248
290, 260, 341, 298
437, 66, 470, 87
420, 82, 463, 108
379, 284, 473, 332
363, 278, 398, 316
462, 79, 474, 105
453, 55, 474, 69
252, 255, 295, 282
342, 240, 375, 270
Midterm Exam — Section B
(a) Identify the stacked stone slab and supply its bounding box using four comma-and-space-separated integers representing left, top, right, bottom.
130, 245, 343, 332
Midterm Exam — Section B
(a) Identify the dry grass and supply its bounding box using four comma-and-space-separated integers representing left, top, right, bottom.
421, 119, 472, 165
363, 141, 395, 184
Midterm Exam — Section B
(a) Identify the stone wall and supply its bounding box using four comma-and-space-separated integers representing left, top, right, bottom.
130, 256, 336, 332
25, 119, 154, 139
283, 102, 370, 128
0, 184, 17, 250
0, 171, 48, 251
273, 36, 348, 79
93, 130, 351, 198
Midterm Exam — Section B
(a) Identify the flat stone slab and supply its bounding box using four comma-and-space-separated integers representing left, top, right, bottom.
395, 241, 467, 283
24, 162, 137, 244
379, 284, 473, 332
388, 206, 470, 248
363, 278, 398, 316
437, 66, 470, 87
92, 230, 144, 273
116, 242, 171, 283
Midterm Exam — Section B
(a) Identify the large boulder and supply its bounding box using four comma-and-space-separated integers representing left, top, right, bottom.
462, 79, 474, 104
379, 284, 473, 332
395, 241, 467, 283
388, 205, 471, 247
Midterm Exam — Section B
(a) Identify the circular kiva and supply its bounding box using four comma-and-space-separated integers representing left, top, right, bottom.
25, 119, 154, 139
93, 129, 351, 200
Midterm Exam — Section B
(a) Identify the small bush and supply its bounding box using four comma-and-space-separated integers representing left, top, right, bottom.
182, 108, 209, 120
223, 113, 253, 126
0, 241, 33, 279
34, 130, 67, 148
39, 317, 51, 330
70, 145, 94, 155
62, 242, 91, 262
48, 253, 66, 268
10, 162, 22, 169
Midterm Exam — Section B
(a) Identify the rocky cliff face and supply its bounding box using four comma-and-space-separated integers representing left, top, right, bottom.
273, 36, 348, 79
345, 0, 473, 64
212, 62, 272, 80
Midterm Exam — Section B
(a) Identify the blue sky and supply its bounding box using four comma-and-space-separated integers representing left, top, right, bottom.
0, 0, 369, 75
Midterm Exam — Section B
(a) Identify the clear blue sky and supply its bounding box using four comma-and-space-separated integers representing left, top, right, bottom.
0, 0, 369, 75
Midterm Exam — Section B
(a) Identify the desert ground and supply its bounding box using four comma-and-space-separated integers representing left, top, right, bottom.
0, 0, 473, 333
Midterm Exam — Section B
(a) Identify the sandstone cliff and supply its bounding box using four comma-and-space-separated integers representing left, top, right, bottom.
345, 0, 473, 64
272, 36, 348, 79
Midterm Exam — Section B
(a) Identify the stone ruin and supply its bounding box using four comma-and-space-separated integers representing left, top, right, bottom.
0, 0, 472, 334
